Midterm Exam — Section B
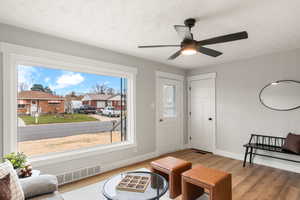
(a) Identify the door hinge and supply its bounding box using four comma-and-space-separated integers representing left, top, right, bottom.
189, 112, 191, 116
189, 87, 191, 91
189, 136, 192, 140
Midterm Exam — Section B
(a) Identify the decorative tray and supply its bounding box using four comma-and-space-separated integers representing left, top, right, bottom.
116, 175, 150, 193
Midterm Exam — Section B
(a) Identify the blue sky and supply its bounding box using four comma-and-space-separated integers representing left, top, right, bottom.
18, 65, 123, 95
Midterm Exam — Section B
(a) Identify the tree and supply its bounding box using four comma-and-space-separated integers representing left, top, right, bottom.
93, 83, 107, 94
69, 91, 76, 97
44, 86, 53, 94
30, 84, 45, 92
30, 84, 53, 94
19, 82, 29, 92
106, 87, 115, 95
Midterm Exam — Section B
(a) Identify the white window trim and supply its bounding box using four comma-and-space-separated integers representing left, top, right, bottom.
0, 42, 137, 166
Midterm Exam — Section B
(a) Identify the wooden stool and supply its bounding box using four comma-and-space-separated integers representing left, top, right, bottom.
182, 164, 232, 200
150, 156, 192, 199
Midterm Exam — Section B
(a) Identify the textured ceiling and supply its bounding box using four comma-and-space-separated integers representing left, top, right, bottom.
0, 0, 299, 69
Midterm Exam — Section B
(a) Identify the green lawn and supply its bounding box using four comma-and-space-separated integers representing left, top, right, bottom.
20, 114, 98, 125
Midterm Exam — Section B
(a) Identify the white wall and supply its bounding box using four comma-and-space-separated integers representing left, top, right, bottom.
0, 23, 187, 174
2, 21, 298, 174
188, 49, 300, 172
0, 52, 2, 158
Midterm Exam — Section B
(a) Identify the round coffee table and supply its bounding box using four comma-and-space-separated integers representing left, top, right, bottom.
102, 171, 168, 200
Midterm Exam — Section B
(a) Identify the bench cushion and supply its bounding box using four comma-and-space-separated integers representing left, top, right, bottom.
283, 133, 300, 154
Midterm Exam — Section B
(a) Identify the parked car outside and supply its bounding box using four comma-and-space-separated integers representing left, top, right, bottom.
102, 106, 120, 117
76, 106, 97, 114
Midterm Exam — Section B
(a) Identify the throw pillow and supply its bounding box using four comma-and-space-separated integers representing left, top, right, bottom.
282, 133, 300, 154
0, 173, 11, 200
0, 161, 25, 200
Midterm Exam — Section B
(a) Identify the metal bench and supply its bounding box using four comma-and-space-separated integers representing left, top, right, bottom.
243, 134, 300, 167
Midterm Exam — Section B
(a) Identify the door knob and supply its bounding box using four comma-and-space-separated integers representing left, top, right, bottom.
159, 118, 163, 122
208, 118, 213, 121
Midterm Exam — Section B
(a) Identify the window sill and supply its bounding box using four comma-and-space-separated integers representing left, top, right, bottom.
29, 142, 136, 168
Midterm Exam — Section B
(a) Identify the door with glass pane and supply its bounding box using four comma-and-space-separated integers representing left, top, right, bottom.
157, 78, 181, 155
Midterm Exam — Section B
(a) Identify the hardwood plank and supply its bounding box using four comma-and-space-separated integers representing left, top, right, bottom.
59, 149, 300, 200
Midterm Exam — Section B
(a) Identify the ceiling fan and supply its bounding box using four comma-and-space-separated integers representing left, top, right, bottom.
138, 18, 248, 60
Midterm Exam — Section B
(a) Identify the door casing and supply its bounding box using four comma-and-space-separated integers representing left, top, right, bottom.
155, 71, 184, 156
188, 73, 216, 154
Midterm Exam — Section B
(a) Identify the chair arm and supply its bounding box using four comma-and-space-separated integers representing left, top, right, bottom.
20, 175, 58, 199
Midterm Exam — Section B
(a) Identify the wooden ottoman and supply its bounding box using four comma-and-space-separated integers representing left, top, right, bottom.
182, 165, 232, 200
150, 156, 192, 199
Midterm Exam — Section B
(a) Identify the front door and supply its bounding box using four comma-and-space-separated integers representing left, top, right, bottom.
189, 78, 215, 152
157, 78, 181, 155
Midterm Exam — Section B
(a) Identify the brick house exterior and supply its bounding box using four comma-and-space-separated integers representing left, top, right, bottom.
18, 91, 65, 115
82, 94, 111, 110
82, 93, 125, 110
107, 94, 126, 110
64, 95, 83, 113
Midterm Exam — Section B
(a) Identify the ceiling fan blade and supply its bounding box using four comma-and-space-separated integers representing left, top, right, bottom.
168, 50, 182, 60
197, 46, 223, 57
198, 31, 248, 46
138, 45, 180, 48
174, 25, 193, 40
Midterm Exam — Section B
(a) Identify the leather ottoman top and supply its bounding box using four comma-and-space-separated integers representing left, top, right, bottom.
150, 156, 192, 173
182, 164, 230, 186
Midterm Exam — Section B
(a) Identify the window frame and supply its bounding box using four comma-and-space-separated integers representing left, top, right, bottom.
18, 104, 26, 108
1, 42, 137, 166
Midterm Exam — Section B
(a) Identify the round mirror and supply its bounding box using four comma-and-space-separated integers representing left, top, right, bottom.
259, 80, 300, 111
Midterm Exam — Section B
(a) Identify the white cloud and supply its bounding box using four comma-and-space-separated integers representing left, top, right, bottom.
103, 81, 110, 85
44, 77, 50, 83
52, 72, 84, 90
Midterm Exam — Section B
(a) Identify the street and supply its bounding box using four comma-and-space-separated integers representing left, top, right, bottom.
18, 121, 120, 142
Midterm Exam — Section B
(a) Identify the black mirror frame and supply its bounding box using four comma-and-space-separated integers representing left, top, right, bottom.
259, 80, 300, 111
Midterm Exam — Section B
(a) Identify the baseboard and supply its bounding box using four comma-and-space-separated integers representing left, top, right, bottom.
215, 149, 300, 173
57, 148, 299, 185
215, 149, 243, 160
182, 143, 191, 149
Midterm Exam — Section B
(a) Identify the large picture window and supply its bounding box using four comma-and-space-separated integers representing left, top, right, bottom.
1, 42, 136, 162
17, 65, 128, 157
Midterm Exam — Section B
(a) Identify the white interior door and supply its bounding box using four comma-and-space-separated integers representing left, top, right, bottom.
189, 78, 215, 152
157, 78, 181, 155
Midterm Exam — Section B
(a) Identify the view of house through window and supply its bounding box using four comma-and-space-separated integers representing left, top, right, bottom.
17, 65, 128, 157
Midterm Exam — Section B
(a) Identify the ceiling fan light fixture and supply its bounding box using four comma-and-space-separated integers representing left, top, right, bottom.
181, 47, 197, 56
138, 17, 248, 60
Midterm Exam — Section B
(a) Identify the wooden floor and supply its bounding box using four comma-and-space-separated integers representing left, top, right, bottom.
60, 149, 300, 200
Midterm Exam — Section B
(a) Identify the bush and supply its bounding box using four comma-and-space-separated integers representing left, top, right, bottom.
4, 152, 27, 169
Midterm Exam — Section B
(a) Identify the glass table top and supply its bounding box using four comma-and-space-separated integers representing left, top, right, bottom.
102, 171, 168, 200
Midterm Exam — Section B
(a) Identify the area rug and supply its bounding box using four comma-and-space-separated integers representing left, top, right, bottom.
62, 168, 208, 200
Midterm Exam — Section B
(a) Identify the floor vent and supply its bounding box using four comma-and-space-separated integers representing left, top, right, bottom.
57, 165, 101, 185
191, 148, 211, 155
